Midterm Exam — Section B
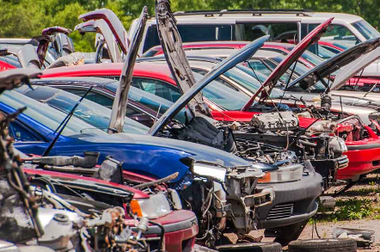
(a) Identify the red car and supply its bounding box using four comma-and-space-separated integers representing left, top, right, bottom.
24, 166, 198, 252
143, 40, 380, 90
143, 41, 320, 68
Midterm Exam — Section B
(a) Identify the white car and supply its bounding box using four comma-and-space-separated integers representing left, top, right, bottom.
131, 9, 380, 75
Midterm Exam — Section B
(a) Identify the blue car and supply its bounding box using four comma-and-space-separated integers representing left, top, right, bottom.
2, 89, 252, 181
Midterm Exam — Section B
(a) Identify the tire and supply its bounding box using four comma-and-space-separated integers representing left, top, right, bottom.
270, 220, 309, 246
288, 238, 357, 252
216, 242, 282, 252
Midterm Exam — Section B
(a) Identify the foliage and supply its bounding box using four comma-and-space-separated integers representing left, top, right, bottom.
1, 0, 380, 51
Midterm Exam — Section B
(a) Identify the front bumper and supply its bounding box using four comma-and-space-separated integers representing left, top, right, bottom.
338, 143, 380, 180
312, 155, 349, 189
125, 210, 198, 252
255, 170, 323, 229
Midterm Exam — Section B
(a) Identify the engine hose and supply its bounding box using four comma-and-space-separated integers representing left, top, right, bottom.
149, 220, 165, 252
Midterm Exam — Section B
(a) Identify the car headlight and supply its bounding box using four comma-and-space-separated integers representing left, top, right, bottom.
329, 136, 348, 155
258, 164, 303, 183
192, 162, 227, 182
130, 193, 172, 219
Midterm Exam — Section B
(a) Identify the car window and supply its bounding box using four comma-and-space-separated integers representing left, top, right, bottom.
132, 78, 181, 102
193, 73, 251, 111
0, 90, 106, 137
9, 122, 42, 142
317, 45, 339, 59
64, 88, 114, 109
319, 24, 359, 47
143, 24, 233, 52
247, 59, 272, 76
235, 23, 298, 42
105, 82, 189, 123
16, 86, 148, 135
352, 20, 380, 40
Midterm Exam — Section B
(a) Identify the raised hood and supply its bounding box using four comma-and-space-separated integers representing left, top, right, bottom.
36, 26, 72, 66
108, 7, 148, 133
78, 9, 129, 54
75, 19, 122, 63
155, 0, 209, 115
287, 37, 380, 92
148, 35, 269, 136
331, 45, 380, 91
242, 18, 333, 111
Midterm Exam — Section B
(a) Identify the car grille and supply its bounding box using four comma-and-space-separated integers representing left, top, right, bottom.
266, 203, 294, 220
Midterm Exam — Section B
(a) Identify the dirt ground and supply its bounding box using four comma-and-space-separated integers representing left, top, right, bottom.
298, 173, 380, 251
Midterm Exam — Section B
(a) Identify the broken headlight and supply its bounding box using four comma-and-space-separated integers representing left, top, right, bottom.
258, 164, 303, 183
191, 162, 227, 182
329, 136, 348, 155
130, 193, 172, 219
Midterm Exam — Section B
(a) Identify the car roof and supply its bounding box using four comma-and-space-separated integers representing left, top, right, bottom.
42, 61, 175, 84
144, 10, 362, 24
184, 48, 283, 59
32, 76, 117, 86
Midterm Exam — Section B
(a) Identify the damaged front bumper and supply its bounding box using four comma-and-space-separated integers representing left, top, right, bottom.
255, 163, 323, 229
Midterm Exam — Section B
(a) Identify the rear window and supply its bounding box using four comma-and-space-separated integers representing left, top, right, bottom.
143, 24, 233, 52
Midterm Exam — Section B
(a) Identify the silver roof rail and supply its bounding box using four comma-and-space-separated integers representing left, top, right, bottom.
173, 9, 314, 17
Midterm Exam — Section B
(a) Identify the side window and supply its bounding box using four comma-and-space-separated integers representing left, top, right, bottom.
9, 122, 42, 142
131, 78, 181, 102
306, 24, 359, 48
236, 23, 298, 43
64, 89, 114, 109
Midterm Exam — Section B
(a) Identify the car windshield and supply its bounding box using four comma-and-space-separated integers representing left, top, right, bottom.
105, 82, 190, 123
352, 20, 380, 40
317, 45, 338, 59
300, 50, 325, 65
0, 90, 107, 137
16, 86, 148, 134
193, 72, 251, 111
267, 56, 328, 92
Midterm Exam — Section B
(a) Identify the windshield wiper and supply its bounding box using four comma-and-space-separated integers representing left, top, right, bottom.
42, 87, 93, 156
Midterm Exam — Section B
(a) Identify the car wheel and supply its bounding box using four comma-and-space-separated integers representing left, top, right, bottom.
270, 220, 309, 246
288, 238, 357, 252
216, 242, 282, 252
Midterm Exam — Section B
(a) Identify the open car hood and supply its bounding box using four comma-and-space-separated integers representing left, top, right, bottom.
79, 9, 129, 54
75, 19, 122, 63
331, 44, 380, 91
155, 0, 209, 115
148, 35, 269, 136
287, 37, 380, 92
242, 18, 333, 111
108, 7, 148, 133
17, 44, 41, 69
36, 26, 73, 66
